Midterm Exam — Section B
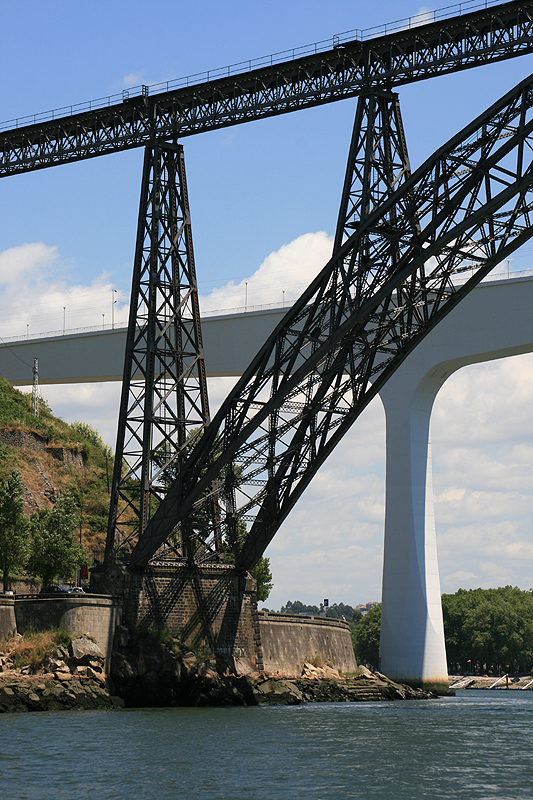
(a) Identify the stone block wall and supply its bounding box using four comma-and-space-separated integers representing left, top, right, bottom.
0, 597, 16, 640
14, 595, 122, 666
0, 428, 86, 467
117, 564, 259, 668
258, 611, 357, 677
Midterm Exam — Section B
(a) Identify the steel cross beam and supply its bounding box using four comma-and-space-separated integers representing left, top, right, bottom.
1, 1, 533, 176
105, 142, 213, 563
127, 73, 533, 571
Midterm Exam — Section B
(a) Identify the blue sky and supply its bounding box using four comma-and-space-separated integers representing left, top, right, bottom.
1, 0, 533, 609
3, 0, 533, 304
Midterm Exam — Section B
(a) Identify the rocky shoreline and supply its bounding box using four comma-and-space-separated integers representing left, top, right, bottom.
0, 629, 437, 713
109, 626, 437, 707
0, 670, 434, 714
0, 675, 124, 713
0, 634, 124, 713
110, 667, 436, 709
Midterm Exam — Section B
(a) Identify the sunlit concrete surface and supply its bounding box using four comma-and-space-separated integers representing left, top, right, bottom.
379, 276, 533, 689
0, 307, 287, 385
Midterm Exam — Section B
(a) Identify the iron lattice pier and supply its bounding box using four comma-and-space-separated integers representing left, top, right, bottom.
105, 142, 213, 563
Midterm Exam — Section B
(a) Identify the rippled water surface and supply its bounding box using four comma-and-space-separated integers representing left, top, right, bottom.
1, 691, 533, 799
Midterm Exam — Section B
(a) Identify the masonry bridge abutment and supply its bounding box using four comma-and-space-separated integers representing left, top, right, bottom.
1, 275, 532, 685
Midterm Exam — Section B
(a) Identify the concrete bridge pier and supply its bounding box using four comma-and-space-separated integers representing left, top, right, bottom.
376, 277, 533, 693
379, 371, 449, 693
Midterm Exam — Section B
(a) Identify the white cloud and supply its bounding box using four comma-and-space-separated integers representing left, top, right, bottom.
431, 354, 533, 597
122, 73, 143, 89
435, 445, 533, 493
0, 243, 58, 286
0, 243, 129, 340
39, 382, 122, 449
264, 397, 386, 608
435, 488, 533, 525
432, 354, 533, 445
412, 7, 434, 26
199, 231, 333, 314
443, 570, 477, 586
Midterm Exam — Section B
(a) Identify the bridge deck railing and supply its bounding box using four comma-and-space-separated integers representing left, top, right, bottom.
1, 266, 530, 346
0, 0, 503, 133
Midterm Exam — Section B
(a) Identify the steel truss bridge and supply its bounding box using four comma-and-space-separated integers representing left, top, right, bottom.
2, 0, 533, 576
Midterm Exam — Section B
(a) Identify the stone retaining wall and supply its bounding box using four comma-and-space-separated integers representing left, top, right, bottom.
0, 428, 86, 467
3, 589, 358, 680
258, 611, 357, 677
13, 595, 121, 666
0, 597, 16, 640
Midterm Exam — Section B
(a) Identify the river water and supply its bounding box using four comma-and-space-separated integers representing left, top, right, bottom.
1, 690, 532, 800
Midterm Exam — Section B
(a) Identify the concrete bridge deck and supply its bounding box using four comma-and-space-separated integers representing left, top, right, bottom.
2, 275, 532, 386
0, 306, 287, 385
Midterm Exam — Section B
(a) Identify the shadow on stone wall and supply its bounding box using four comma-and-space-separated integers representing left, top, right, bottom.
93, 562, 260, 671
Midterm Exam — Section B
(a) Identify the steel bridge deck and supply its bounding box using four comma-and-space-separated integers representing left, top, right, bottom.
1, 0, 532, 176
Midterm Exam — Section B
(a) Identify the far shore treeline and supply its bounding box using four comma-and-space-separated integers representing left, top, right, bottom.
275, 587, 533, 675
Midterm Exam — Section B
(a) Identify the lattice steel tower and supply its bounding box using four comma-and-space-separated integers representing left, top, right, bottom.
105, 142, 213, 563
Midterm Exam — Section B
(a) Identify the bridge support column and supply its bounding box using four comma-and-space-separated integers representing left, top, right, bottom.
378, 372, 449, 693
105, 141, 213, 562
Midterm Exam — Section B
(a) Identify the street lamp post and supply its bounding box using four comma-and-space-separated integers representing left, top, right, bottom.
112, 289, 117, 329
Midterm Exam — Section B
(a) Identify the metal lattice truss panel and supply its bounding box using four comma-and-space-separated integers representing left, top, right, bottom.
1, 1, 533, 175
105, 142, 211, 560
334, 89, 415, 250
128, 73, 533, 570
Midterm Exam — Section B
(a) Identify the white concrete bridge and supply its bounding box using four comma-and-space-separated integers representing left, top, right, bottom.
2, 274, 532, 689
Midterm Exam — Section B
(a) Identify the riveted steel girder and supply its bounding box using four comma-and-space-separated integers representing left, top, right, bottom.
128, 73, 533, 571
105, 142, 212, 562
1, 1, 533, 176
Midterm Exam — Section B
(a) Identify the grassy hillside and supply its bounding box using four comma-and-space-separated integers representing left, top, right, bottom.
0, 376, 113, 558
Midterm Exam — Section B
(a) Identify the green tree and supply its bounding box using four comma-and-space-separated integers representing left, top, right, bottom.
253, 556, 273, 602
351, 603, 381, 668
70, 420, 110, 452
442, 586, 533, 674
28, 491, 85, 586
0, 470, 30, 591
323, 602, 359, 621
280, 600, 321, 615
